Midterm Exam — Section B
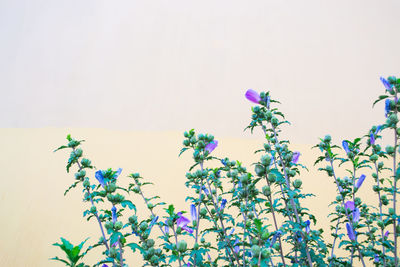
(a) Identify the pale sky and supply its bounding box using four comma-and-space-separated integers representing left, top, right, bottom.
1, 0, 400, 143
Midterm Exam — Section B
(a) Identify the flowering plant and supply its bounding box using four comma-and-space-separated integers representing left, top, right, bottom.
51, 76, 400, 267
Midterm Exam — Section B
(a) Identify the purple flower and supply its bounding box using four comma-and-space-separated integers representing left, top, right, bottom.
220, 199, 227, 211
342, 141, 350, 154
177, 213, 194, 234
384, 230, 389, 239
149, 216, 159, 231
356, 174, 366, 189
233, 238, 240, 254
346, 223, 356, 241
374, 254, 380, 263
202, 185, 210, 196
221, 159, 227, 166
111, 206, 117, 223
370, 133, 375, 145
376, 125, 382, 133
245, 89, 261, 104
380, 77, 393, 92
305, 220, 310, 234
338, 185, 343, 193
95, 170, 105, 187
270, 230, 282, 247
190, 204, 197, 222
164, 220, 169, 235
113, 168, 122, 178
345, 201, 355, 211
292, 152, 300, 164
385, 99, 391, 117
352, 208, 360, 223
266, 95, 271, 109
102, 264, 109, 267
228, 228, 235, 236
205, 141, 218, 154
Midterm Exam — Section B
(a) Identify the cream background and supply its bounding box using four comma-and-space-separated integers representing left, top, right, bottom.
1, 0, 400, 266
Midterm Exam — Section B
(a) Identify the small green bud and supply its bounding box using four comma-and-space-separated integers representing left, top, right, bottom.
67, 139, 80, 148
370, 154, 378, 162
246, 221, 251, 228
74, 170, 86, 180
293, 179, 302, 189
336, 195, 342, 202
378, 162, 384, 169
140, 222, 149, 231
267, 173, 277, 183
266, 111, 272, 120
377, 220, 384, 228
261, 248, 271, 259
271, 117, 279, 126
147, 203, 154, 209
106, 183, 117, 193
98, 190, 107, 197
324, 135, 332, 143
289, 170, 296, 177
177, 240, 187, 252
147, 239, 155, 248
190, 136, 196, 144
129, 215, 138, 225
200, 208, 207, 217
114, 221, 123, 230
255, 164, 266, 177
109, 247, 118, 258
389, 208, 395, 215
83, 178, 90, 188
74, 148, 83, 157
240, 174, 250, 184
183, 131, 189, 138
90, 206, 97, 213
381, 195, 389, 205
183, 139, 190, 146
81, 158, 91, 167
273, 242, 280, 251
251, 245, 261, 256
261, 230, 270, 240
105, 221, 113, 230
211, 208, 216, 214
193, 243, 199, 250
200, 237, 205, 243
373, 185, 380, 192
389, 113, 399, 124
386, 145, 395, 155
262, 185, 271, 196
264, 143, 271, 151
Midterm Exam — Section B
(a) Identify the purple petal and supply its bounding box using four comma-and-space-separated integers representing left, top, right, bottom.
385, 99, 391, 117
356, 174, 366, 189
384, 230, 389, 238
245, 89, 261, 104
164, 220, 170, 235
202, 185, 210, 195
292, 152, 300, 164
342, 141, 350, 154
190, 204, 197, 222
205, 140, 218, 154
111, 206, 117, 223
102, 264, 109, 267
370, 133, 375, 145
344, 201, 355, 211
95, 170, 105, 187
220, 199, 227, 211
228, 228, 235, 236
177, 214, 191, 228
376, 125, 382, 134
380, 77, 393, 92
346, 223, 356, 241
374, 254, 380, 263
266, 95, 271, 109
305, 220, 310, 234
352, 208, 360, 223
114, 168, 122, 178
182, 225, 194, 234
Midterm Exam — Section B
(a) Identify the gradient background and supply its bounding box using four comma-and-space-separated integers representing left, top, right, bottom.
1, 0, 400, 266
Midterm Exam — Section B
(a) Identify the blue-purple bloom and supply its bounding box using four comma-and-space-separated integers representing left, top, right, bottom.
385, 99, 391, 117
380, 77, 393, 92
113, 168, 122, 178
221, 159, 227, 166
233, 238, 240, 254
202, 185, 210, 195
266, 95, 271, 109
245, 89, 261, 104
305, 220, 310, 234
95, 170, 105, 187
177, 212, 194, 234
356, 174, 366, 189
370, 133, 375, 145
190, 204, 197, 222
342, 141, 350, 154
352, 208, 360, 223
384, 230, 389, 239
220, 199, 227, 211
164, 220, 169, 235
111, 206, 117, 223
345, 201, 355, 211
102, 264, 109, 267
228, 228, 235, 236
205, 141, 218, 154
270, 230, 282, 247
374, 254, 380, 263
346, 223, 356, 241
292, 151, 300, 164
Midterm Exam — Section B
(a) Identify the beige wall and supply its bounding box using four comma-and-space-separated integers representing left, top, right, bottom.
1, 1, 400, 266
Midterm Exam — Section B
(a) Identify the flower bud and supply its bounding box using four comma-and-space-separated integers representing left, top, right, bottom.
292, 179, 302, 189
177, 240, 187, 252
266, 111, 272, 120
386, 145, 395, 155
200, 237, 205, 243
261, 248, 271, 259
262, 186, 271, 196
200, 208, 207, 217
114, 221, 123, 230
74, 148, 83, 158
255, 164, 266, 176
81, 158, 91, 167
389, 208, 395, 215
75, 170, 86, 180
251, 245, 261, 256
264, 144, 271, 151
389, 114, 399, 124
68, 139, 80, 148
261, 230, 270, 240
289, 170, 297, 177
324, 135, 332, 143
183, 139, 190, 146
271, 117, 278, 126
193, 243, 199, 250
109, 247, 118, 258
381, 195, 389, 205
129, 215, 138, 225
90, 206, 97, 213
183, 131, 189, 138
148, 247, 155, 256
147, 239, 155, 248
378, 162, 384, 169
99, 190, 107, 197
377, 220, 384, 228
370, 154, 378, 162
240, 174, 250, 184
336, 195, 342, 202
106, 183, 117, 193
83, 178, 90, 188
105, 221, 113, 230
267, 173, 277, 183
140, 222, 149, 231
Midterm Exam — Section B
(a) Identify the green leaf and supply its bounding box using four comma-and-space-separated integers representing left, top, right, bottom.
373, 95, 389, 107
64, 181, 80, 196
126, 243, 143, 253
49, 256, 71, 266
179, 147, 189, 157
121, 200, 137, 212
54, 145, 68, 152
